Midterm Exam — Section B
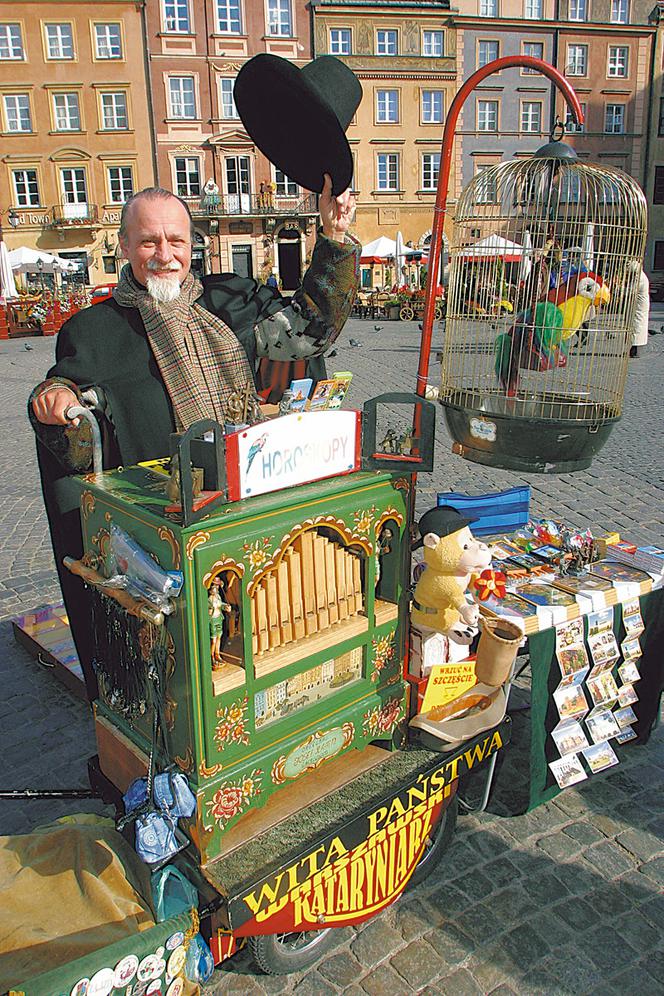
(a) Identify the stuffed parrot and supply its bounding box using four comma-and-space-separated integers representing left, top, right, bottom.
495, 270, 610, 396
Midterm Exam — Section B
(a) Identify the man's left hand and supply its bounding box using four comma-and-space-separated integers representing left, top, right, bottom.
320, 173, 356, 244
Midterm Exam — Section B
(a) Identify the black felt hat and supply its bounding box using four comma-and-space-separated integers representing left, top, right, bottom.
233, 54, 362, 196
417, 505, 475, 542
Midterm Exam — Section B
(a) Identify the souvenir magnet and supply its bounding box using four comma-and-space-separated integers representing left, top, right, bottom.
88, 968, 116, 996
166, 944, 187, 978
166, 979, 184, 996
146, 981, 162, 995
70, 980, 90, 996
114, 954, 139, 987
137, 955, 161, 982
166, 931, 184, 951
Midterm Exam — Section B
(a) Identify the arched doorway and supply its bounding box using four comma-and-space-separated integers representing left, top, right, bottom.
420, 230, 449, 285
191, 230, 208, 277
277, 227, 302, 291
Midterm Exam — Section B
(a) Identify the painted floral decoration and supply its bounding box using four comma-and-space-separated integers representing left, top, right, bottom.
371, 632, 396, 682
243, 537, 273, 572
214, 694, 250, 750
353, 506, 377, 535
473, 569, 507, 601
206, 768, 262, 825
362, 696, 404, 738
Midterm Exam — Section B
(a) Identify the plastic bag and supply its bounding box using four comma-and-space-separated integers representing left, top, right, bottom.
135, 811, 179, 865
185, 932, 215, 984
153, 772, 196, 819
151, 864, 199, 922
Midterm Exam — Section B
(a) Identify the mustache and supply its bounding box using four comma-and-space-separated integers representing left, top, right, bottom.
146, 260, 181, 273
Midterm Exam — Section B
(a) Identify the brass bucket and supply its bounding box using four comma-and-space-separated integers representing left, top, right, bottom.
475, 615, 523, 686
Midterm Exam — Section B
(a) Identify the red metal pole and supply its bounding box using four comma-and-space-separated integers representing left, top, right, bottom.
415, 56, 584, 399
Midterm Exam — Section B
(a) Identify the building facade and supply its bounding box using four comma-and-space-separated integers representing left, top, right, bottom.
143, 0, 318, 285
311, 0, 458, 285
0, 0, 156, 285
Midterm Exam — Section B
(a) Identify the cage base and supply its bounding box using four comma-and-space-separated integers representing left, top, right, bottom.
442, 402, 619, 474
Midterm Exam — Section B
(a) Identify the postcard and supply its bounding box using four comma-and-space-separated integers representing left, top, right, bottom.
615, 726, 638, 743
289, 377, 313, 411
590, 561, 652, 586
586, 672, 620, 708
587, 630, 620, 669
557, 646, 591, 681
329, 371, 353, 409
583, 740, 620, 773
621, 636, 642, 661
587, 607, 614, 639
549, 754, 588, 789
519, 583, 577, 608
622, 599, 644, 637
551, 719, 590, 756
308, 378, 337, 411
532, 544, 563, 564
618, 659, 641, 684
585, 706, 621, 743
618, 683, 639, 707
614, 705, 638, 728
554, 682, 590, 721
556, 618, 584, 650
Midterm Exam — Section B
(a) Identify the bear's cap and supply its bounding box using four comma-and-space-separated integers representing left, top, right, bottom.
417, 505, 475, 543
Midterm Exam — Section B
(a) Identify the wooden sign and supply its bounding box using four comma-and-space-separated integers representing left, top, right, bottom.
225, 411, 361, 500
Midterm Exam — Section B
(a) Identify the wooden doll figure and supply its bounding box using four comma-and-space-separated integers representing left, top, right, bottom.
208, 577, 232, 669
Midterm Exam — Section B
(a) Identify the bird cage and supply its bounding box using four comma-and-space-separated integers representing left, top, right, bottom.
438, 148, 647, 472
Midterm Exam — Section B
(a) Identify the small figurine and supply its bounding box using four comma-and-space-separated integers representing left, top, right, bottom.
224, 380, 262, 429
411, 506, 492, 643
375, 526, 393, 586
380, 428, 399, 454
208, 577, 232, 669
279, 388, 294, 415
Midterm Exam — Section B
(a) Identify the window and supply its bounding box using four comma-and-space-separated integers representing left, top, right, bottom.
422, 90, 443, 123
654, 241, 664, 271
274, 169, 298, 196
169, 77, 196, 119
377, 153, 399, 190
565, 101, 586, 131
479, 0, 498, 15
94, 24, 122, 59
421, 153, 440, 191
478, 99, 498, 131
53, 93, 81, 131
608, 46, 628, 78
376, 89, 398, 123
611, 0, 629, 22
60, 167, 88, 205
225, 155, 250, 211
101, 92, 128, 130
0, 24, 23, 59
163, 1, 190, 33
175, 156, 201, 196
219, 78, 238, 118
659, 98, 664, 137
267, 0, 292, 37
45, 23, 74, 59
521, 101, 542, 132
559, 172, 580, 202
524, 0, 542, 17
3, 94, 31, 132
330, 28, 351, 54
567, 44, 587, 76
478, 40, 499, 68
423, 30, 444, 57
12, 168, 40, 206
216, 0, 241, 33
605, 103, 625, 134
475, 165, 497, 204
523, 41, 544, 73
569, 0, 587, 20
653, 167, 664, 204
107, 165, 134, 203
376, 29, 397, 56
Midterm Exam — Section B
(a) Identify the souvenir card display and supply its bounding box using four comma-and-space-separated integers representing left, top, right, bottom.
617, 682, 639, 707
614, 705, 638, 728
582, 740, 620, 774
585, 706, 622, 744
551, 718, 590, 756
288, 377, 314, 412
549, 753, 588, 789
622, 598, 645, 637
586, 671, 620, 708
554, 619, 590, 686
553, 681, 590, 722
552, 572, 617, 612
615, 726, 638, 743
618, 659, 641, 684
309, 372, 353, 411
590, 560, 653, 597
607, 541, 664, 577
586, 608, 620, 676
517, 581, 580, 624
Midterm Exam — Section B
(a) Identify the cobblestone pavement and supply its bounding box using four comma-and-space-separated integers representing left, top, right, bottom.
1, 313, 663, 995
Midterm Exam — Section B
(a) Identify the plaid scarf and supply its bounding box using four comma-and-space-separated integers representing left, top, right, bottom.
113, 266, 256, 431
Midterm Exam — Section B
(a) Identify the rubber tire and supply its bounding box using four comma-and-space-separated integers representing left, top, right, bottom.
405, 795, 458, 890
249, 926, 339, 975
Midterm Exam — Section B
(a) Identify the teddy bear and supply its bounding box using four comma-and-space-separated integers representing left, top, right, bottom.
411, 506, 492, 643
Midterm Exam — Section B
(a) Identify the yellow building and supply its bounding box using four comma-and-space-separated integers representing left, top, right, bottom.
0, 1, 155, 286
311, 0, 458, 287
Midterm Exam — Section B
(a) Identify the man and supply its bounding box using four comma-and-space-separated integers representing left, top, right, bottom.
30, 176, 359, 697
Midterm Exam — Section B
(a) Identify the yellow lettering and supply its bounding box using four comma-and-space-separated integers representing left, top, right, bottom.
488, 730, 503, 753
243, 873, 286, 916
349, 854, 366, 911
364, 843, 377, 905
374, 838, 389, 901
311, 881, 327, 917
368, 805, 388, 835
407, 776, 428, 807
293, 889, 313, 927
336, 863, 350, 912
301, 845, 327, 878
463, 737, 490, 768
385, 795, 407, 824
445, 753, 463, 781
325, 836, 349, 865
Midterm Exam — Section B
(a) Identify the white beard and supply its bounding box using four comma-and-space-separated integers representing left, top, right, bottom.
146, 274, 181, 304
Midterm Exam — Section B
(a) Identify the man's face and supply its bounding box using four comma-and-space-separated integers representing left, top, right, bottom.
119, 195, 192, 292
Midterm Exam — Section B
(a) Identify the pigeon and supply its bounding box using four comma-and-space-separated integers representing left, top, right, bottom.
373, 325, 383, 333
23, 343, 33, 350
349, 338, 363, 348
327, 349, 337, 358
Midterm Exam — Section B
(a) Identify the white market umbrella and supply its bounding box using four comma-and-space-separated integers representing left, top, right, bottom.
8, 246, 78, 273
360, 236, 397, 262
460, 234, 524, 262
518, 230, 533, 283
0, 241, 17, 300
582, 222, 595, 271
395, 231, 405, 284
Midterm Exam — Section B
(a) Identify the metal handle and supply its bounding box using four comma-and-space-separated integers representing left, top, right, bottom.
65, 404, 103, 476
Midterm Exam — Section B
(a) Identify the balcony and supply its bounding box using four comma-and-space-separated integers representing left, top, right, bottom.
50, 203, 100, 228
183, 192, 318, 220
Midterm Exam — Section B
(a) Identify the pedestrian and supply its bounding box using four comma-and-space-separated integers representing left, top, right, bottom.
630, 265, 649, 358
266, 271, 278, 289
30, 180, 358, 697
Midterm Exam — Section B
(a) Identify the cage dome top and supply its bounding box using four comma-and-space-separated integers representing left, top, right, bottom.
533, 139, 578, 161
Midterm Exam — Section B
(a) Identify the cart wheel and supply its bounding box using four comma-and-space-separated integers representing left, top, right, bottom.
399, 305, 415, 321
434, 304, 443, 321
406, 795, 458, 890
249, 926, 339, 975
